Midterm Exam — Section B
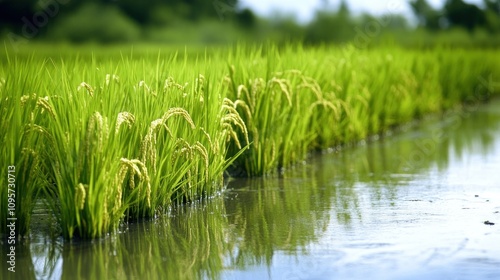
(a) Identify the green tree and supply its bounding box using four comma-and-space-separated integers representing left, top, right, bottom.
409, 0, 442, 30
0, 0, 38, 32
0, 0, 242, 32
305, 0, 356, 43
444, 0, 487, 31
235, 8, 256, 29
484, 0, 500, 14
484, 0, 500, 32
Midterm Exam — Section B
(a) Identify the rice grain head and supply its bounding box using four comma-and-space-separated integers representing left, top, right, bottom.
196, 74, 205, 94
78, 82, 94, 97
233, 99, 252, 124
75, 183, 87, 210
119, 158, 151, 207
105, 74, 120, 86
298, 76, 323, 100
164, 77, 186, 92
36, 96, 56, 117
199, 127, 215, 152
141, 110, 190, 170
193, 141, 209, 181
115, 112, 136, 134
162, 108, 196, 129
138, 80, 156, 96
221, 98, 249, 147
269, 78, 292, 106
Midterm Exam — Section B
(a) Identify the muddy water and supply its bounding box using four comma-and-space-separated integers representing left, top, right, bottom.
3, 100, 500, 280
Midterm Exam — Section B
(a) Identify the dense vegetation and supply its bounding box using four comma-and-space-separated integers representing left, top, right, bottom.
1, 43, 499, 239
1, 0, 500, 46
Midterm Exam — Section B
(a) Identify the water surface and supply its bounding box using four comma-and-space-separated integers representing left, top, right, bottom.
3, 100, 500, 280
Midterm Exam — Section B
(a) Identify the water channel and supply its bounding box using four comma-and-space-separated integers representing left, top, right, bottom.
3, 99, 500, 280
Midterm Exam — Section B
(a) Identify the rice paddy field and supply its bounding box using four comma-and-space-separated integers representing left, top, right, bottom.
1, 43, 499, 240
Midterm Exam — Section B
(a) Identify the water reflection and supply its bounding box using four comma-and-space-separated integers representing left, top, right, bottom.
2, 100, 500, 279
59, 198, 233, 280
224, 177, 331, 268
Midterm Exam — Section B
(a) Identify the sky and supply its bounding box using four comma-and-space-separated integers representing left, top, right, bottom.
239, 0, 484, 23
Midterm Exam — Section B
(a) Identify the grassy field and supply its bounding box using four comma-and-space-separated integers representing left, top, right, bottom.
1, 43, 499, 239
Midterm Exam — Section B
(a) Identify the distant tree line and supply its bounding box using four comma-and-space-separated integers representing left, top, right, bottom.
272, 0, 500, 45
0, 0, 247, 24
1, 0, 499, 45
0, 0, 256, 35
410, 0, 500, 32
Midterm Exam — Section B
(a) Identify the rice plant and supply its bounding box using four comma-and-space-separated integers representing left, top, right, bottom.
0, 43, 499, 239
223, 45, 500, 175
0, 55, 49, 237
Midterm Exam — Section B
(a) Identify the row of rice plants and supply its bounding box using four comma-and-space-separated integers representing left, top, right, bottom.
1, 44, 499, 238
224, 45, 500, 176
0, 55, 47, 237
0, 50, 248, 239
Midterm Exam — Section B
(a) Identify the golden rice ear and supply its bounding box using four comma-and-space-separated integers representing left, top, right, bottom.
162, 107, 196, 129
285, 69, 302, 76
36, 96, 56, 117
193, 141, 209, 182
140, 108, 197, 172
24, 123, 50, 137
115, 112, 136, 134
222, 122, 241, 149
246, 78, 264, 110
119, 158, 151, 208
137, 80, 157, 96
75, 183, 87, 210
199, 127, 215, 152
237, 84, 249, 100
308, 99, 341, 121
164, 76, 186, 92
114, 163, 129, 213
196, 74, 205, 93
271, 140, 276, 165
268, 77, 292, 106
105, 74, 120, 86
298, 76, 324, 101
20, 94, 31, 105
78, 82, 94, 97
85, 112, 109, 155
233, 99, 252, 125
221, 98, 249, 146
140, 124, 159, 173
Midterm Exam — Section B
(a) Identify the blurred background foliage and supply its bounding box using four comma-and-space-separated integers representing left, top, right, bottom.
0, 0, 499, 46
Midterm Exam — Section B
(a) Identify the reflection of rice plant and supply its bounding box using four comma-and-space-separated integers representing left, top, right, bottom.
1, 44, 499, 239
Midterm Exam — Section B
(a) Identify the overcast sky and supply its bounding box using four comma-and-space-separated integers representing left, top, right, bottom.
239, 0, 484, 23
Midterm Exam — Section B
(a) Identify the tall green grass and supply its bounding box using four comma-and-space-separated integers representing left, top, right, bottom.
1, 43, 499, 239
224, 45, 500, 175
1, 48, 248, 238
0, 54, 54, 237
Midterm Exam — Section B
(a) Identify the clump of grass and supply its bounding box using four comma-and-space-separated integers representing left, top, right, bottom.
1, 44, 499, 239
0, 56, 50, 237
223, 45, 500, 176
